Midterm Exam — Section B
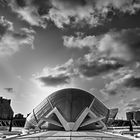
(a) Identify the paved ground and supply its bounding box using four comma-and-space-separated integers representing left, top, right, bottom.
5, 131, 133, 140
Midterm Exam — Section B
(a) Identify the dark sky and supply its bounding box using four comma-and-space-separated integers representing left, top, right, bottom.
0, 0, 140, 118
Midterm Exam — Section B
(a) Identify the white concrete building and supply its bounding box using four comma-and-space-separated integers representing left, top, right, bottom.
24, 88, 118, 131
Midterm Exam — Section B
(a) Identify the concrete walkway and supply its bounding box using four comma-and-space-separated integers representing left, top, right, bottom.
3, 131, 133, 140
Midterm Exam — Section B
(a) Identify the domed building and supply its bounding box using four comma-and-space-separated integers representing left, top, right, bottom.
24, 88, 118, 131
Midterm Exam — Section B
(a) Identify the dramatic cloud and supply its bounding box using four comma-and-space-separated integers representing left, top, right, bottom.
62, 28, 140, 94
38, 74, 71, 86
9, 0, 50, 28
78, 58, 123, 78
124, 75, 140, 89
8, 0, 99, 28
48, 0, 100, 28
126, 98, 140, 112
35, 59, 77, 87
63, 34, 97, 49
65, 28, 140, 63
98, 28, 140, 62
102, 66, 140, 96
0, 16, 13, 36
0, 16, 35, 56
35, 56, 124, 87
95, 0, 140, 14
102, 74, 132, 96
8, 0, 140, 28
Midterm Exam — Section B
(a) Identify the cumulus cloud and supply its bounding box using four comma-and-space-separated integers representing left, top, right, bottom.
68, 28, 140, 62
95, 0, 140, 14
34, 26, 140, 87
0, 16, 13, 36
103, 66, 134, 80
98, 28, 140, 62
0, 16, 35, 56
78, 58, 123, 78
124, 75, 140, 88
8, 0, 99, 28
35, 57, 124, 87
9, 0, 50, 28
102, 74, 132, 96
35, 59, 77, 87
48, 0, 101, 28
102, 66, 140, 96
7, 0, 140, 28
63, 28, 140, 66
72, 28, 140, 96
63, 34, 97, 49
38, 74, 71, 86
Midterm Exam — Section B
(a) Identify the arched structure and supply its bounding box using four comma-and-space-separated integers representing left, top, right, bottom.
24, 88, 118, 131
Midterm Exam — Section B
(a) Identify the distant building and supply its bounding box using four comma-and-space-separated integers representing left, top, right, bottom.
0, 97, 14, 119
109, 119, 130, 127
126, 111, 140, 125
15, 113, 24, 119
134, 111, 140, 122
13, 113, 26, 127
126, 112, 134, 120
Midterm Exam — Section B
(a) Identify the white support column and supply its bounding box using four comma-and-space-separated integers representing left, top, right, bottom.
89, 98, 95, 109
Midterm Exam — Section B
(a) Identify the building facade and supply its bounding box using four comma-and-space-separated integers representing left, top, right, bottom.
0, 97, 13, 120
126, 111, 140, 125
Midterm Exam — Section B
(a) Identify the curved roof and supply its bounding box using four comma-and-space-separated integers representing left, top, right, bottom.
47, 88, 94, 122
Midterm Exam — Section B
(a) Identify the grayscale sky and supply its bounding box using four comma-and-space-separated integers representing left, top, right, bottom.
0, 0, 140, 119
